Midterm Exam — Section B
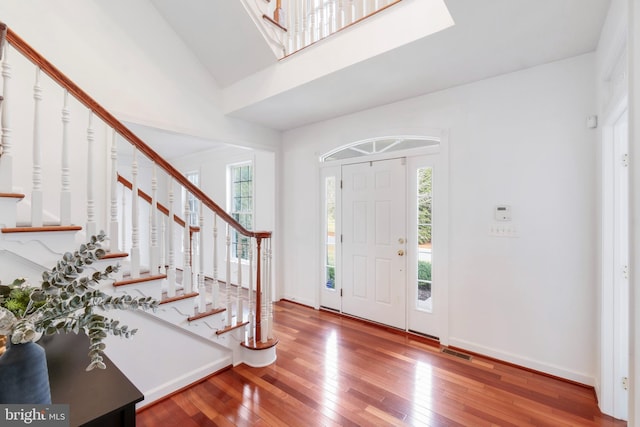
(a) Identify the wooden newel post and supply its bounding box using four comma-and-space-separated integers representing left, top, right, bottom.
255, 236, 263, 343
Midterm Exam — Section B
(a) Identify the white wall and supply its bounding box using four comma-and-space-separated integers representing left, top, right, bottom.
280, 53, 598, 384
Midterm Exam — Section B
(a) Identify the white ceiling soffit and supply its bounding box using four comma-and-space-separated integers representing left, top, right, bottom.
122, 122, 227, 162
149, 0, 277, 87
224, 0, 611, 131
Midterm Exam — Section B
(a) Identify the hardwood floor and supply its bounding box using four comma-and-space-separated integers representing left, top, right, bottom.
137, 300, 626, 426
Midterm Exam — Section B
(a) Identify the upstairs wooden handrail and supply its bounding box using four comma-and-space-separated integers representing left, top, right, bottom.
117, 174, 199, 233
263, 14, 287, 32
6, 28, 270, 241
0, 22, 6, 60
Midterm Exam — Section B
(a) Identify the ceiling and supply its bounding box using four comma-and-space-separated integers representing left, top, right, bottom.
151, 0, 611, 132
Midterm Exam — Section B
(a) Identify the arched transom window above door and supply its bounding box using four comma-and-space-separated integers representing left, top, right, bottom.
320, 136, 440, 162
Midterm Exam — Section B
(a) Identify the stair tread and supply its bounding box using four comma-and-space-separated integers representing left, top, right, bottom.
114, 273, 167, 287
102, 251, 129, 260
188, 307, 226, 322
216, 320, 249, 336
160, 291, 199, 305
0, 192, 25, 199
1, 225, 82, 233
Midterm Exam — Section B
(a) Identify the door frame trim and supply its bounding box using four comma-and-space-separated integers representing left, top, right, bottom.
317, 133, 450, 344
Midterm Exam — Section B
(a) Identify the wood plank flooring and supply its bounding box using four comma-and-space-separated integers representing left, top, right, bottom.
136, 300, 626, 426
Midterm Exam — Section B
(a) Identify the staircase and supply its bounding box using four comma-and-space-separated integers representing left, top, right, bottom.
0, 24, 277, 407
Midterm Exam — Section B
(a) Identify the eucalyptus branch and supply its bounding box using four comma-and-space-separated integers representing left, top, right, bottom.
1, 233, 160, 370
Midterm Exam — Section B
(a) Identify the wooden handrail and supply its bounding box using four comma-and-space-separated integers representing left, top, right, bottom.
117, 174, 198, 233
6, 28, 270, 241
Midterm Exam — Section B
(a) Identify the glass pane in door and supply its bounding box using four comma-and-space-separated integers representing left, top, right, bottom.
417, 167, 432, 312
325, 176, 336, 290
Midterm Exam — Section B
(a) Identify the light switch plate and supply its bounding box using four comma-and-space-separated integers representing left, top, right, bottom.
489, 224, 518, 238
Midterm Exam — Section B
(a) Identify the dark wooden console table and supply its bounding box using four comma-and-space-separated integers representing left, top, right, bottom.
40, 333, 143, 427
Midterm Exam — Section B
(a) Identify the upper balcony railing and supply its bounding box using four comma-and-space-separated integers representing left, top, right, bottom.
244, 0, 402, 58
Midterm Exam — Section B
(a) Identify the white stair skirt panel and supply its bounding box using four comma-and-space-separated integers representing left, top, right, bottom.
102, 309, 233, 408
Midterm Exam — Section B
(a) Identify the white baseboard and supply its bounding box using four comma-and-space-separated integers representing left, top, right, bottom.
139, 357, 232, 407
448, 337, 595, 386
281, 294, 315, 308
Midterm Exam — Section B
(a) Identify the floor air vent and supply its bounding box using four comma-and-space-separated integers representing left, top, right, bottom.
441, 348, 472, 361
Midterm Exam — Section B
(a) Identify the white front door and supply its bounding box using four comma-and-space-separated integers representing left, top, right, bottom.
341, 158, 406, 329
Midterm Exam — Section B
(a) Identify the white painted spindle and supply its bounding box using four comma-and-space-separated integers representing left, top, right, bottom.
226, 225, 232, 326
59, 91, 71, 225
31, 68, 43, 227
261, 238, 269, 343
150, 164, 159, 273
248, 239, 254, 340
336, 0, 345, 29
345, 0, 354, 24
236, 236, 243, 324
159, 216, 166, 275
0, 44, 13, 192
121, 183, 127, 251
86, 112, 96, 237
198, 204, 206, 313
266, 239, 274, 340
182, 196, 192, 294
130, 147, 140, 278
167, 178, 176, 296
212, 213, 219, 309
109, 131, 119, 251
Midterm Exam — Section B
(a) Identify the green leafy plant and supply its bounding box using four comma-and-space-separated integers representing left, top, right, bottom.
0, 232, 158, 370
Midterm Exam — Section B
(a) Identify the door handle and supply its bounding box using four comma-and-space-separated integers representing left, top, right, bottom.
397, 249, 405, 256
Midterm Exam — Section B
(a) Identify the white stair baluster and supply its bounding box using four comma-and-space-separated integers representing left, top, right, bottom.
121, 184, 127, 251
345, 0, 354, 24
266, 238, 274, 340
59, 91, 71, 225
85, 112, 96, 236
336, 0, 345, 30
31, 68, 43, 227
248, 239, 254, 340
261, 239, 268, 343
236, 234, 243, 324
130, 147, 140, 278
150, 164, 159, 273
198, 203, 206, 312
109, 131, 119, 251
284, 0, 293, 54
226, 224, 232, 327
354, 0, 364, 20
309, 4, 317, 43
212, 213, 219, 309
159, 215, 166, 275
321, 1, 329, 39
292, 0, 301, 53
301, 0, 309, 47
327, 0, 336, 36
167, 178, 176, 296
182, 196, 192, 294
0, 44, 13, 192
